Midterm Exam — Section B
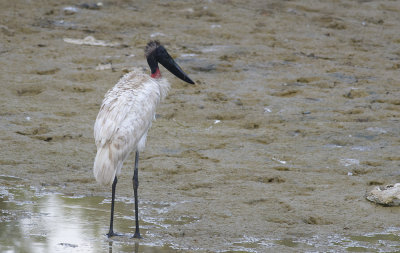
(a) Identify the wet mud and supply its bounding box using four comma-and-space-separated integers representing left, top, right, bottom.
1, 0, 400, 252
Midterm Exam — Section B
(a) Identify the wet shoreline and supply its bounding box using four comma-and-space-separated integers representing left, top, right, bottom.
2, 174, 400, 252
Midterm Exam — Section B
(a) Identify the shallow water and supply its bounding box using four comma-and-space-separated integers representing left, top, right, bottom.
1, 175, 400, 252
0, 175, 179, 253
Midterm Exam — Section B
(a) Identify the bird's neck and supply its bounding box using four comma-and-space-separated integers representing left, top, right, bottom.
154, 77, 170, 101
151, 68, 161, 79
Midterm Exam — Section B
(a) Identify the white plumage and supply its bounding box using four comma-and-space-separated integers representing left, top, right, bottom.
93, 40, 194, 238
93, 69, 170, 186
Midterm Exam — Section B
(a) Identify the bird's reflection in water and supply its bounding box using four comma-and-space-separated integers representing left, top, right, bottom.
108, 240, 140, 253
135, 241, 139, 253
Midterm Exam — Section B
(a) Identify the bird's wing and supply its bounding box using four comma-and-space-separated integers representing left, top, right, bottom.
94, 77, 162, 154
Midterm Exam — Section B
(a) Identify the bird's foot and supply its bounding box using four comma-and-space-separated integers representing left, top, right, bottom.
132, 232, 142, 239
107, 231, 123, 238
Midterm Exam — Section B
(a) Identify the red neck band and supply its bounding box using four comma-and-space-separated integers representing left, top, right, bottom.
151, 68, 161, 79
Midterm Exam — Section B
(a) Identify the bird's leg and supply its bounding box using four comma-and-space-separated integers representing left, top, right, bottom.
132, 150, 141, 238
107, 176, 120, 238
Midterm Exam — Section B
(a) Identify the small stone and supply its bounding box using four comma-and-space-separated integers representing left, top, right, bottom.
366, 183, 400, 206
63, 6, 78, 15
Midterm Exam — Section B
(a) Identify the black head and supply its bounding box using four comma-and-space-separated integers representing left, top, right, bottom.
145, 40, 194, 84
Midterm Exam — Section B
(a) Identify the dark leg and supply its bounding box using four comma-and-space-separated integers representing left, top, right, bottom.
132, 151, 141, 238
108, 241, 113, 253
107, 176, 119, 238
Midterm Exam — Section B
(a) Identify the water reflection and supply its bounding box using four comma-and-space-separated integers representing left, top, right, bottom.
0, 178, 177, 253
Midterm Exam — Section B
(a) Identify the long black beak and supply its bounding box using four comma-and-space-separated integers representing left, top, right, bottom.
155, 46, 195, 84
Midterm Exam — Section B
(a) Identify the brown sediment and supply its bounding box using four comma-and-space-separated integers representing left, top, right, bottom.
0, 0, 400, 251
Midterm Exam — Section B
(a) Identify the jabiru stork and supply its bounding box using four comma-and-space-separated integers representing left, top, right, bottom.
93, 40, 194, 238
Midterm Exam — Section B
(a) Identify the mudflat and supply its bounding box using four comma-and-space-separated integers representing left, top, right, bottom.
1, 0, 399, 251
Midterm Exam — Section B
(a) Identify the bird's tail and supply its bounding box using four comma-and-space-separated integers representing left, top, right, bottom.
93, 144, 120, 186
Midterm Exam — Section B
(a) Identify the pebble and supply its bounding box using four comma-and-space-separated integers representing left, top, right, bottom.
63, 6, 78, 15
263, 107, 272, 113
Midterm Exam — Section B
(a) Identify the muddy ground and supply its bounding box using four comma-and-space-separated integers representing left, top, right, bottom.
1, 0, 400, 252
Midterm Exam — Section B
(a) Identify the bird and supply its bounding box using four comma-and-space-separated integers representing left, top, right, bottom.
93, 40, 194, 238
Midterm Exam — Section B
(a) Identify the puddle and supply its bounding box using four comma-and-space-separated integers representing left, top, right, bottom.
0, 175, 184, 253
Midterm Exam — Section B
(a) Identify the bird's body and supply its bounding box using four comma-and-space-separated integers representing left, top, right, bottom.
93, 40, 194, 238
94, 69, 170, 186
